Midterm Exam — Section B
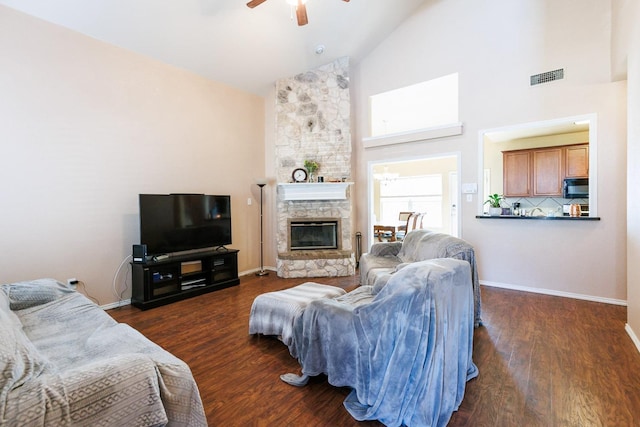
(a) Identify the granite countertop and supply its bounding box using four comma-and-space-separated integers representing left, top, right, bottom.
476, 215, 600, 220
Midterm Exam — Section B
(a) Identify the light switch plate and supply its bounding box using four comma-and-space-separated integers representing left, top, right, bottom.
461, 183, 478, 194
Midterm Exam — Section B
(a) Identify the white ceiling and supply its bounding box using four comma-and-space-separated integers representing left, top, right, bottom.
0, 0, 428, 95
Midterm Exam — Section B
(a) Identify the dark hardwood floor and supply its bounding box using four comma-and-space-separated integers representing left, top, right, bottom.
108, 272, 640, 426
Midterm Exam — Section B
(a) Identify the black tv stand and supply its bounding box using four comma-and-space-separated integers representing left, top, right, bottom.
131, 248, 239, 310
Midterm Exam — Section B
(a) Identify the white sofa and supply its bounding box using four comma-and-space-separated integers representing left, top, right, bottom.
0, 278, 207, 427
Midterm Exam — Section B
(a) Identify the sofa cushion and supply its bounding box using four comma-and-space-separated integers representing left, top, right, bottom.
368, 241, 403, 257
4, 278, 74, 310
359, 254, 401, 290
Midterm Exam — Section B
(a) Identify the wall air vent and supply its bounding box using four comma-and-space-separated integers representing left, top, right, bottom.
530, 68, 564, 86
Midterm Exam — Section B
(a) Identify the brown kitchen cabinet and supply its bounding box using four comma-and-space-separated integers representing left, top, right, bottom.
503, 151, 531, 197
532, 147, 563, 196
565, 144, 589, 178
503, 144, 587, 197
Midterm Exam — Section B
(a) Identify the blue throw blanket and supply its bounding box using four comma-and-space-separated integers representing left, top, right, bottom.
288, 258, 478, 427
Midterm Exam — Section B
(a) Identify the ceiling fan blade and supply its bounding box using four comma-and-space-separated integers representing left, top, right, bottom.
296, 1, 308, 26
342, 0, 350, 2
246, 0, 267, 8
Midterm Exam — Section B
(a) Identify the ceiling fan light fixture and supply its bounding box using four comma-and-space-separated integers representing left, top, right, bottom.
285, 0, 307, 5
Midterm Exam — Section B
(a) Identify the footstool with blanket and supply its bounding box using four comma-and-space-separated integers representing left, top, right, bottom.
248, 282, 346, 346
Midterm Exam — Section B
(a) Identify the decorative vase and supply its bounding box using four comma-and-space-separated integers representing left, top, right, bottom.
308, 173, 315, 183
489, 207, 502, 216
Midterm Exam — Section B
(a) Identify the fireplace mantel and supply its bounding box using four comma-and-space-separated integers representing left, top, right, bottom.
278, 182, 352, 201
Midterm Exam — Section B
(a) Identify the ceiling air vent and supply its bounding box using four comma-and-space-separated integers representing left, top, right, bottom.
530, 68, 564, 86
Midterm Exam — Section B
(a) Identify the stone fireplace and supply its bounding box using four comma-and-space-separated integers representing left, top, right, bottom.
274, 57, 354, 278
275, 183, 355, 278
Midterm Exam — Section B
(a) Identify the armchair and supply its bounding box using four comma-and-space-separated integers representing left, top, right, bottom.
283, 258, 478, 427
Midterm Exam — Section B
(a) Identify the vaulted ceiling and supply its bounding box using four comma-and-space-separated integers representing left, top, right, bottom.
0, 0, 429, 95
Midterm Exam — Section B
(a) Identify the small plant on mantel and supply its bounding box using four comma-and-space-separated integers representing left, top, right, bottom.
484, 193, 505, 216
304, 160, 319, 182
304, 160, 319, 174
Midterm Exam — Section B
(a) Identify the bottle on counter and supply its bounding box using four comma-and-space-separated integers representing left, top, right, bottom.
512, 202, 520, 216
570, 204, 582, 217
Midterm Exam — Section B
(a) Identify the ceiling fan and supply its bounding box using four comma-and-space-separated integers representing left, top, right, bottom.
247, 0, 350, 26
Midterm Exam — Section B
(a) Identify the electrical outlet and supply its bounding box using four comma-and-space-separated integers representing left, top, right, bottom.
67, 278, 78, 289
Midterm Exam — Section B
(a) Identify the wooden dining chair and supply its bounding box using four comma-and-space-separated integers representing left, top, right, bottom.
406, 212, 426, 233
396, 212, 414, 240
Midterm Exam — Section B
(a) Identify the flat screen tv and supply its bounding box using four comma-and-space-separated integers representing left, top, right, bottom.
139, 193, 232, 256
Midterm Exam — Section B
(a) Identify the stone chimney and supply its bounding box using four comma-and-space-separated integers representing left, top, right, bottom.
273, 57, 354, 278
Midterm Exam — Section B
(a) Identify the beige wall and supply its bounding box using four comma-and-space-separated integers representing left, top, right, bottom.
353, 0, 627, 303
0, 6, 265, 306
614, 0, 640, 347
628, 31, 640, 347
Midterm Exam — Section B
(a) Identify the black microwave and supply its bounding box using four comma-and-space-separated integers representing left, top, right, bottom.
563, 178, 589, 199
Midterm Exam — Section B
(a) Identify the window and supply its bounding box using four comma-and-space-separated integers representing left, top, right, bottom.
370, 73, 459, 137
378, 175, 443, 228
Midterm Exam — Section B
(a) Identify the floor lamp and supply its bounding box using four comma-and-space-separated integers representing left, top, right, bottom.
256, 178, 269, 276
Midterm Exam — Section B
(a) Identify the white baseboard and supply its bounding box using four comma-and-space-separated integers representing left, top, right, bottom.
625, 324, 640, 354
480, 280, 627, 306
101, 299, 131, 310
239, 266, 276, 276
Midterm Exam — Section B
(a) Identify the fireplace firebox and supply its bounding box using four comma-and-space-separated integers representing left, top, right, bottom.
289, 220, 339, 250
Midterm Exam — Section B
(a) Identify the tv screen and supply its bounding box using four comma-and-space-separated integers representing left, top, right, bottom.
139, 194, 232, 255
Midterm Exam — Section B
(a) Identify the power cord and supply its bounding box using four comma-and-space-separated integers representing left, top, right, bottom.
76, 280, 99, 305
112, 254, 132, 308
119, 264, 131, 304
